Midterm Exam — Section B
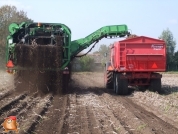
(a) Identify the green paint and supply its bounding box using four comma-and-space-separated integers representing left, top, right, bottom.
6, 22, 129, 71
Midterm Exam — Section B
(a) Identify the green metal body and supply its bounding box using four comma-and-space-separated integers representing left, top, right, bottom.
6, 22, 130, 70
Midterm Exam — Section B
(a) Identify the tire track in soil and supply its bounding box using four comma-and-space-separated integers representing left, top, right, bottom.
76, 93, 102, 134
89, 94, 129, 134
0, 93, 40, 133
0, 89, 13, 101
33, 95, 68, 134
74, 84, 178, 134
61, 94, 80, 134
103, 92, 178, 134
0, 93, 27, 117
64, 88, 128, 134
14, 94, 53, 134
99, 93, 153, 134
120, 97, 178, 134
80, 72, 178, 134
61, 92, 107, 134
0, 92, 39, 122
0, 93, 51, 133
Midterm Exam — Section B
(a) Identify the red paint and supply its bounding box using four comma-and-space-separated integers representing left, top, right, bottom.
6, 60, 14, 68
110, 36, 166, 72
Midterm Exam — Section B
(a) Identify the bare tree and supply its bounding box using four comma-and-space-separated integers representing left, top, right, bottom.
0, 5, 33, 61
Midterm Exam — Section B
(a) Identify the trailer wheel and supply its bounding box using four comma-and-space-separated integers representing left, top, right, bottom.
116, 73, 128, 95
122, 78, 128, 95
106, 71, 113, 89
115, 73, 120, 94
113, 72, 116, 93
150, 78, 162, 93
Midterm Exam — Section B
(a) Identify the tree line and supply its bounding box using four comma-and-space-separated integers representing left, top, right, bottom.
0, 5, 32, 67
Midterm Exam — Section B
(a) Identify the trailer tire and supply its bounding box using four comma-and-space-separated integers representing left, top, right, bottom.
122, 78, 128, 95
150, 78, 162, 93
106, 71, 113, 89
113, 72, 116, 93
116, 73, 128, 95
115, 73, 120, 95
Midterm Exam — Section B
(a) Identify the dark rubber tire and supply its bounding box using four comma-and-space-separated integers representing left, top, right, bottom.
106, 71, 113, 89
150, 78, 162, 93
113, 72, 116, 93
116, 73, 128, 95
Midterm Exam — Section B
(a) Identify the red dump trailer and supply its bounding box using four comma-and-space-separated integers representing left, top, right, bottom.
105, 36, 166, 95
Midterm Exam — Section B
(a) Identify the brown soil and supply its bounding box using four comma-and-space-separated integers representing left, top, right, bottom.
0, 72, 178, 134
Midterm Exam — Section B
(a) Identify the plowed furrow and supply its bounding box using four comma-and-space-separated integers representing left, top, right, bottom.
75, 94, 90, 134
76, 93, 104, 133
0, 89, 13, 100
61, 94, 79, 134
120, 97, 178, 134
95, 96, 128, 134
0, 92, 38, 122
86, 105, 103, 134
0, 93, 27, 116
100, 93, 155, 134
33, 95, 68, 134
19, 94, 53, 134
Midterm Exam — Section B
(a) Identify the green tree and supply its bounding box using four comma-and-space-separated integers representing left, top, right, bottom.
98, 44, 110, 56
79, 56, 94, 71
159, 28, 176, 70
0, 5, 33, 61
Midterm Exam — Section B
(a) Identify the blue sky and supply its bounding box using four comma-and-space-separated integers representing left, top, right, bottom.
0, 0, 178, 52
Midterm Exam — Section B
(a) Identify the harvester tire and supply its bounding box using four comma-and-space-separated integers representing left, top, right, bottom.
116, 73, 128, 95
150, 78, 162, 94
106, 71, 113, 89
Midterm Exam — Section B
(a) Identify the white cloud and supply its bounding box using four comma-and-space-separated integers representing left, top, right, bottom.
168, 19, 177, 24
0, 0, 32, 10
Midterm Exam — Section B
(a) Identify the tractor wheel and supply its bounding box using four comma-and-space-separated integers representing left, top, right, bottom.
106, 71, 113, 89
116, 73, 128, 95
150, 78, 162, 93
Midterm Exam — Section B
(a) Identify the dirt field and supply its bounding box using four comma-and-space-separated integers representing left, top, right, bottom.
0, 71, 178, 134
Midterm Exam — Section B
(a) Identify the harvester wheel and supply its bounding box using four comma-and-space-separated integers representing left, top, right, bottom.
106, 71, 113, 89
116, 73, 128, 95
150, 78, 162, 93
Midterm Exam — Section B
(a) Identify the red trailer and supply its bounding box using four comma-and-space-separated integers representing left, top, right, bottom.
105, 36, 166, 95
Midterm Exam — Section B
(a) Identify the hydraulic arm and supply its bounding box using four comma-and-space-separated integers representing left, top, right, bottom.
70, 25, 130, 58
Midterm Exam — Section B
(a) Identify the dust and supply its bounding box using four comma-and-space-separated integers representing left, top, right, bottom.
14, 44, 63, 95
0, 70, 14, 91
